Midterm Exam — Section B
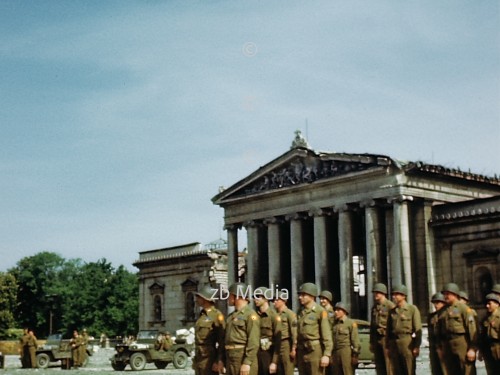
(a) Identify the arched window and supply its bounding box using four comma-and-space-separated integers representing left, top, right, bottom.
154, 295, 162, 322
185, 292, 196, 322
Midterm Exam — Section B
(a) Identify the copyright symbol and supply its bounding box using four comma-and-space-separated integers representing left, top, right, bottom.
242, 42, 257, 57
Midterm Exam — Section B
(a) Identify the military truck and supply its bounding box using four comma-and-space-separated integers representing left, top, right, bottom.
110, 330, 192, 371
35, 333, 94, 369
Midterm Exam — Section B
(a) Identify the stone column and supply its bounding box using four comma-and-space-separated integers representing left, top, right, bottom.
225, 224, 240, 286
265, 217, 282, 287
336, 205, 353, 308
363, 200, 381, 319
288, 213, 305, 312
244, 220, 260, 291
423, 201, 437, 301
391, 196, 414, 304
310, 208, 330, 289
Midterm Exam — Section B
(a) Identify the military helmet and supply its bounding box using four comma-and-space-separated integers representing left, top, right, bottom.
486, 293, 500, 304
459, 290, 469, 301
195, 285, 217, 301
372, 283, 388, 295
391, 284, 408, 296
254, 286, 270, 299
491, 284, 500, 294
275, 290, 289, 301
228, 282, 251, 299
298, 282, 319, 297
431, 292, 446, 303
441, 283, 460, 296
334, 302, 349, 314
319, 290, 333, 302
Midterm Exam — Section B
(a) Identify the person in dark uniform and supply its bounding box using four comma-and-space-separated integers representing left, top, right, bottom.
19, 327, 30, 368
254, 287, 282, 375
331, 302, 360, 375
193, 285, 225, 375
273, 291, 297, 375
460, 290, 479, 375
369, 283, 394, 375
479, 293, 500, 375
27, 329, 38, 368
296, 282, 332, 375
224, 282, 260, 375
440, 283, 477, 375
428, 292, 446, 375
386, 284, 422, 375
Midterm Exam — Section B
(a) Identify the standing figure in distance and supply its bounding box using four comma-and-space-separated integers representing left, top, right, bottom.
19, 327, 30, 368
27, 329, 38, 368
296, 282, 332, 375
224, 282, 260, 375
369, 283, 394, 375
428, 292, 446, 375
193, 285, 225, 375
70, 329, 83, 368
386, 284, 422, 375
273, 291, 297, 375
479, 293, 500, 375
331, 302, 360, 375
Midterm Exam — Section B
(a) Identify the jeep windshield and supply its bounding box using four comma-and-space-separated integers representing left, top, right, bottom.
136, 331, 158, 341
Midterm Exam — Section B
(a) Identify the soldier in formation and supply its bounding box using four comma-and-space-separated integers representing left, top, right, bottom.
296, 282, 332, 375
428, 292, 446, 375
319, 290, 335, 328
193, 285, 225, 375
254, 287, 282, 375
224, 282, 260, 375
386, 284, 422, 375
439, 283, 477, 375
369, 283, 394, 375
479, 293, 500, 375
273, 291, 297, 375
331, 302, 360, 375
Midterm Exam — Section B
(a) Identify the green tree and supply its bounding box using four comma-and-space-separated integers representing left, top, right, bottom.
0, 272, 17, 338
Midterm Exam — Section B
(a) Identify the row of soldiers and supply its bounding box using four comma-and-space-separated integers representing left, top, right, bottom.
19, 328, 38, 368
371, 282, 500, 375
192, 282, 360, 375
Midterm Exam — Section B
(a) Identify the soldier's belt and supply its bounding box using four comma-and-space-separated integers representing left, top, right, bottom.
446, 333, 465, 339
389, 333, 412, 339
225, 344, 245, 350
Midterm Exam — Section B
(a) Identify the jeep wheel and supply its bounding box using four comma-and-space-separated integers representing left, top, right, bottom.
36, 353, 51, 369
111, 362, 127, 371
173, 351, 188, 369
130, 352, 147, 371
154, 361, 168, 369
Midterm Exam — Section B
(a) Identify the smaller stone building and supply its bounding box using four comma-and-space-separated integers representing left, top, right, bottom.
134, 239, 245, 333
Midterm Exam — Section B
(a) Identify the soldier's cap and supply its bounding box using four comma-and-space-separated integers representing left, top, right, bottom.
441, 282, 460, 296
298, 282, 319, 297
274, 290, 289, 301
228, 282, 251, 300
459, 290, 469, 301
195, 285, 217, 302
319, 290, 333, 302
253, 286, 270, 299
486, 293, 500, 304
431, 292, 446, 303
391, 284, 408, 296
334, 302, 349, 315
491, 284, 500, 294
372, 283, 388, 295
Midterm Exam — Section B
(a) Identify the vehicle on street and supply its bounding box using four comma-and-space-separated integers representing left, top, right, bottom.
35, 333, 94, 369
110, 330, 192, 371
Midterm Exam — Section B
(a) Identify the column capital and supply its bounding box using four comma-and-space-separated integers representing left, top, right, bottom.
359, 199, 377, 208
333, 203, 350, 213
224, 223, 242, 231
308, 208, 332, 217
387, 195, 414, 204
285, 212, 306, 221
263, 216, 284, 225
243, 220, 262, 228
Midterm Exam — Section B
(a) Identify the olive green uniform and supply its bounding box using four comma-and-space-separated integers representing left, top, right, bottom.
439, 301, 477, 375
224, 305, 260, 375
386, 301, 422, 375
19, 331, 30, 368
194, 306, 226, 375
428, 306, 446, 375
332, 316, 360, 375
296, 303, 333, 375
479, 307, 500, 375
80, 331, 89, 366
27, 333, 38, 368
70, 334, 83, 367
325, 305, 335, 328
370, 298, 394, 375
277, 307, 297, 375
257, 308, 282, 375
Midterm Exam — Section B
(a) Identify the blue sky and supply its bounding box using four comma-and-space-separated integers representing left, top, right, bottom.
1, 1, 499, 272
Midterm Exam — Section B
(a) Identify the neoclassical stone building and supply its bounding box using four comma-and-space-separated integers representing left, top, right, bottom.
134, 239, 245, 332
212, 132, 500, 319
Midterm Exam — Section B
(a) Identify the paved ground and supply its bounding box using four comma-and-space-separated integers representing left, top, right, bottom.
1, 347, 488, 374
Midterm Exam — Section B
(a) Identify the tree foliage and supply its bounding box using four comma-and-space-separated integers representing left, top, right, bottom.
8, 252, 138, 339
0, 271, 17, 337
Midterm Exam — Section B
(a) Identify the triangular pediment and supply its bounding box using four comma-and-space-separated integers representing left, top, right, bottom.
212, 147, 394, 204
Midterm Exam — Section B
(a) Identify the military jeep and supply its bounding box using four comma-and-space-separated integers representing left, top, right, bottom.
110, 330, 192, 371
35, 333, 94, 369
